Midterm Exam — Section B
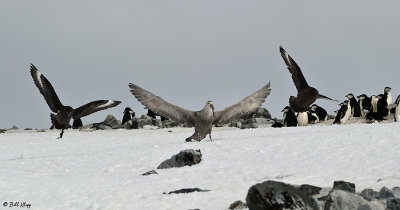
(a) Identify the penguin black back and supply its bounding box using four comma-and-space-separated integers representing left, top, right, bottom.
282, 106, 297, 127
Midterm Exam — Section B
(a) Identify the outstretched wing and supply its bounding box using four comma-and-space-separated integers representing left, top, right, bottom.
318, 94, 339, 102
279, 46, 309, 92
213, 82, 271, 125
30, 64, 63, 112
129, 83, 195, 124
73, 100, 121, 119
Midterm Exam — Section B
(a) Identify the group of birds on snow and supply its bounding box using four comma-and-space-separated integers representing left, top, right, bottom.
29, 46, 398, 140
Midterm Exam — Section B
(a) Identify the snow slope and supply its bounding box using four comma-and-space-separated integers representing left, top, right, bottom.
1, 123, 399, 210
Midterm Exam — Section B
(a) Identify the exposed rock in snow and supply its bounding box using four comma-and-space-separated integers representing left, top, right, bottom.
378, 187, 396, 200
228, 200, 247, 210
246, 180, 316, 210
102, 115, 122, 128
242, 107, 271, 120
141, 170, 158, 176
157, 149, 202, 169
333, 180, 356, 193
300, 184, 322, 196
387, 198, 400, 209
8, 126, 18, 130
360, 188, 379, 201
164, 188, 210, 194
321, 190, 369, 210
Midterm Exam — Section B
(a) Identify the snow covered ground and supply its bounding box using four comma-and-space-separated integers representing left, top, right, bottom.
1, 123, 400, 210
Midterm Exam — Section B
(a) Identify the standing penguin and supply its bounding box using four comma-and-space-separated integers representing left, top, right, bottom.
370, 95, 379, 113
311, 104, 328, 122
395, 95, 400, 122
346, 93, 361, 117
122, 107, 135, 124
357, 94, 371, 117
282, 106, 297, 127
340, 100, 352, 124
297, 112, 309, 126
384, 87, 392, 105
377, 94, 389, 117
333, 102, 344, 124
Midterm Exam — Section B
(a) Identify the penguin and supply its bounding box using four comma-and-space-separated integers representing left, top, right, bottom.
384, 87, 392, 105
72, 118, 83, 129
122, 107, 135, 124
333, 102, 344, 124
307, 111, 318, 124
395, 95, 400, 122
310, 104, 328, 122
377, 94, 389, 117
357, 94, 371, 117
297, 112, 309, 126
370, 95, 378, 113
271, 119, 284, 128
282, 106, 297, 127
346, 93, 361, 117
340, 100, 352, 124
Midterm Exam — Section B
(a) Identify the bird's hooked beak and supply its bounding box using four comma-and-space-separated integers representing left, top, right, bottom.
210, 103, 214, 111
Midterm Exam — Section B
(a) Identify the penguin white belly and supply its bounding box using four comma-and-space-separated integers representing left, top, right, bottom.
340, 104, 352, 124
372, 98, 378, 113
387, 92, 392, 105
395, 104, 400, 122
312, 113, 319, 123
297, 112, 308, 126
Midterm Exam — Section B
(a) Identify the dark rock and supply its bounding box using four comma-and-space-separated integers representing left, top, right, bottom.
229, 200, 247, 210
333, 180, 356, 193
229, 121, 242, 128
24, 128, 33, 130
94, 124, 112, 130
240, 118, 258, 129
387, 198, 400, 209
246, 180, 316, 210
360, 188, 379, 201
162, 120, 181, 128
9, 126, 18, 130
164, 188, 210, 194
157, 149, 202, 169
378, 187, 396, 200
0, 129, 6, 133
141, 170, 158, 176
102, 115, 121, 128
242, 107, 271, 120
392, 187, 400, 198
138, 118, 154, 128
300, 184, 322, 196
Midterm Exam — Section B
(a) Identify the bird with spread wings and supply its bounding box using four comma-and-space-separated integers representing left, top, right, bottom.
129, 82, 271, 142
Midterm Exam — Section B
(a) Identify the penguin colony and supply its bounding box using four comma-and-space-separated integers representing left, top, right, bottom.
29, 46, 400, 139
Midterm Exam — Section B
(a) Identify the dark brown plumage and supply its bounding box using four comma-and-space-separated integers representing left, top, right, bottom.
30, 64, 121, 137
279, 46, 337, 112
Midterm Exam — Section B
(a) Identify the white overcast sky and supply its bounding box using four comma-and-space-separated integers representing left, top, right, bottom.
1, 1, 400, 129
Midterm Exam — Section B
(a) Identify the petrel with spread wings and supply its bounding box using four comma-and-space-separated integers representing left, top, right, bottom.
129, 82, 271, 142
279, 46, 337, 112
30, 64, 121, 138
